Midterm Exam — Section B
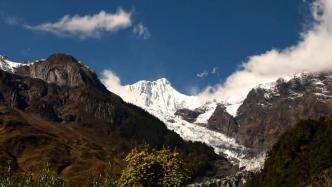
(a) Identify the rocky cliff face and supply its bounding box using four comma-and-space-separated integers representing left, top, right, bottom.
235, 73, 332, 153
174, 108, 203, 123
0, 60, 121, 124
207, 105, 238, 137
14, 53, 106, 90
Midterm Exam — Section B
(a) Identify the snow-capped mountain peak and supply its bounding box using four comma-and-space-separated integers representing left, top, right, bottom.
125, 78, 201, 113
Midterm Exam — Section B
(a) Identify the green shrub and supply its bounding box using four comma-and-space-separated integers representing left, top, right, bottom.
246, 117, 332, 187
118, 147, 191, 187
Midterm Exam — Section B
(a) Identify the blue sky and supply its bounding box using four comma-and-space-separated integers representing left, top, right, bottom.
0, 0, 314, 94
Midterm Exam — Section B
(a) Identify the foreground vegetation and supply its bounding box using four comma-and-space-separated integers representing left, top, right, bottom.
0, 147, 190, 187
118, 147, 190, 187
246, 117, 332, 187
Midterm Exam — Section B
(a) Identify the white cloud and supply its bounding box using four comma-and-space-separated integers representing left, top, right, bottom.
100, 69, 138, 104
197, 70, 208, 78
133, 23, 151, 40
198, 0, 332, 104
26, 9, 132, 39
211, 67, 219, 75
197, 67, 219, 79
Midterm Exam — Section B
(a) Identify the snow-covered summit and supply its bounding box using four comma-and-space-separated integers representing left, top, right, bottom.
125, 78, 201, 114
255, 72, 332, 100
0, 55, 34, 73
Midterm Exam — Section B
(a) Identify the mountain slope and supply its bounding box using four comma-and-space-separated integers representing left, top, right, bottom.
246, 117, 332, 187
0, 53, 235, 185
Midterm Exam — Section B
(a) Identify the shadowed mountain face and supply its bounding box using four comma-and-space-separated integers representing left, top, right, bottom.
235, 74, 332, 153
0, 53, 235, 185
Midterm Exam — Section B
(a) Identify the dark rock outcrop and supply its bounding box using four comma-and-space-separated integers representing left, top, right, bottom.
175, 108, 203, 123
207, 105, 238, 137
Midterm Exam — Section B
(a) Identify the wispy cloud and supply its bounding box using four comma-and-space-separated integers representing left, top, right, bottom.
101, 69, 138, 104
4, 16, 18, 25
25, 9, 132, 39
133, 23, 151, 40
196, 70, 208, 78
211, 67, 219, 75
199, 0, 332, 104
197, 67, 219, 79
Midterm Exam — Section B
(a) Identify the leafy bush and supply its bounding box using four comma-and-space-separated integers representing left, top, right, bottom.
118, 147, 191, 187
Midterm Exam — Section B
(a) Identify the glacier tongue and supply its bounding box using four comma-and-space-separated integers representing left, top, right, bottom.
147, 105, 249, 162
